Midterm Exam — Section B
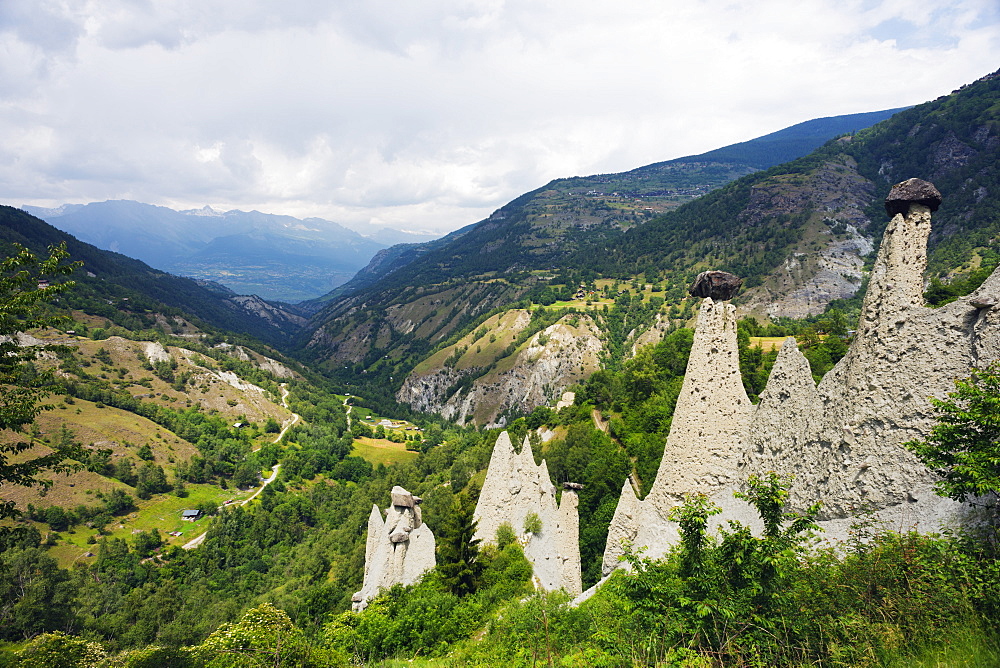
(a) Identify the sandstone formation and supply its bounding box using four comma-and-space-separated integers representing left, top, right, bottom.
352, 486, 436, 610
601, 179, 1000, 575
473, 432, 582, 595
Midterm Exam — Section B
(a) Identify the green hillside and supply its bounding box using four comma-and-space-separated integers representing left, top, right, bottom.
0, 206, 304, 346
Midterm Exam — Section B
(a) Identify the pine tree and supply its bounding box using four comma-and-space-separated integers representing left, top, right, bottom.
436, 493, 482, 596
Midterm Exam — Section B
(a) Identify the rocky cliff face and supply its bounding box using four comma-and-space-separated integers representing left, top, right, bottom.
398, 313, 603, 426
601, 179, 1000, 576
738, 156, 878, 319
473, 432, 582, 595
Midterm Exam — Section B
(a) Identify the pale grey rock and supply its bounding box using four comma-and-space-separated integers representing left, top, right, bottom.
555, 392, 576, 409
473, 431, 582, 593
353, 487, 436, 610
556, 490, 583, 596
603, 297, 752, 570
738, 337, 824, 511
229, 345, 296, 378
754, 228, 874, 319
601, 186, 1000, 577
601, 479, 643, 575
631, 312, 672, 354
143, 341, 172, 364
391, 485, 416, 509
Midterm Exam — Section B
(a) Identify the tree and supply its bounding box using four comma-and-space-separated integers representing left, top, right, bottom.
905, 362, 1000, 504
15, 630, 106, 668
192, 602, 340, 667
436, 494, 482, 596
135, 461, 171, 498
0, 243, 81, 545
0, 548, 76, 640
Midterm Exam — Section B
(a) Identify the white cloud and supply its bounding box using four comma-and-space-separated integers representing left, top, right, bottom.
1, 0, 998, 234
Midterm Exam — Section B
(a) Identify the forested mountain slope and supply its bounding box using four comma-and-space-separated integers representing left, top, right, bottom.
0, 206, 305, 345
298, 108, 904, 375
300, 70, 998, 419
574, 68, 1000, 319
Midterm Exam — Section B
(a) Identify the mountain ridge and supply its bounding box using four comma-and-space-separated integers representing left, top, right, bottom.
24, 201, 439, 302
300, 70, 1000, 422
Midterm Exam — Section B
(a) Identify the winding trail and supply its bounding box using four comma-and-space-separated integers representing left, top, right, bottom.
182, 383, 299, 550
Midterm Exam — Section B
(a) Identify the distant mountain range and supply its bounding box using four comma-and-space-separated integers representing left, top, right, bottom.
23, 202, 439, 302
0, 205, 304, 345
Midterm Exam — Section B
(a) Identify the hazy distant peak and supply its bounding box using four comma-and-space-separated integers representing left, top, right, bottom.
185, 205, 225, 217
20, 203, 84, 218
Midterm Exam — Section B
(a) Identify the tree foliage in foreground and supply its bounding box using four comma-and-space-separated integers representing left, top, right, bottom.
0, 243, 83, 541
906, 362, 1000, 505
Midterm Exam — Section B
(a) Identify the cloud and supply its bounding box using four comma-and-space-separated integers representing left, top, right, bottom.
1, 0, 998, 234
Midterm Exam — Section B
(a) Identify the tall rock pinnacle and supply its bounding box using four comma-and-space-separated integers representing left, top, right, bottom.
595, 179, 1000, 588
473, 432, 582, 595
352, 486, 436, 610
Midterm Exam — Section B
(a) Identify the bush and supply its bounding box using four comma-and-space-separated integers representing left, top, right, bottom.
16, 632, 106, 668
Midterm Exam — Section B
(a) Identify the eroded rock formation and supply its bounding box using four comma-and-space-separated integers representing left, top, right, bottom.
473, 432, 582, 595
398, 314, 602, 426
601, 179, 1000, 575
352, 486, 436, 610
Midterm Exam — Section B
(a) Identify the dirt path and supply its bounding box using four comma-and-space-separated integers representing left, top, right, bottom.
591, 409, 609, 433
183, 384, 298, 550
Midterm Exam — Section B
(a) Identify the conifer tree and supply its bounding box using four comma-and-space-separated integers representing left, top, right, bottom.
436, 493, 481, 596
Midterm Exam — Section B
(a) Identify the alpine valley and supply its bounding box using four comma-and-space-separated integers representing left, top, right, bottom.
2, 70, 1000, 667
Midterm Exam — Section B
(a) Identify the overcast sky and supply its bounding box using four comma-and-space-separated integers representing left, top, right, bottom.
1, 0, 998, 235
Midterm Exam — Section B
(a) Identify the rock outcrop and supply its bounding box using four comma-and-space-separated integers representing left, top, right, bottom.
352, 486, 436, 610
399, 314, 602, 426
601, 179, 1000, 575
474, 432, 582, 595
602, 296, 755, 572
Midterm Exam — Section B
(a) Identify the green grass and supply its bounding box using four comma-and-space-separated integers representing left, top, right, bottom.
891, 628, 1000, 668
46, 483, 251, 567
351, 438, 419, 467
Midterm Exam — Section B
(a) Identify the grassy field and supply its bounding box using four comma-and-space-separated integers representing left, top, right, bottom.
351, 437, 419, 467
41, 482, 252, 567
749, 336, 789, 351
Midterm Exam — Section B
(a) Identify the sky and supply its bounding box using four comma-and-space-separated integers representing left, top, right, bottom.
1, 1, 998, 236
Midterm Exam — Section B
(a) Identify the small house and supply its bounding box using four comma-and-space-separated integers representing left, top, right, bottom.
181, 509, 202, 521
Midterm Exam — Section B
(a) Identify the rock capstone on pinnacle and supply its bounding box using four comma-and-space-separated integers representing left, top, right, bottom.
884, 178, 942, 217
689, 271, 743, 301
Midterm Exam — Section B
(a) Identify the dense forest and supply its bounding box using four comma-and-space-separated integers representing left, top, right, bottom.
3, 241, 998, 666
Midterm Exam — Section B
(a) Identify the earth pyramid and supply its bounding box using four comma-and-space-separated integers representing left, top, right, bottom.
602, 178, 1000, 575
473, 431, 582, 595
352, 486, 436, 610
